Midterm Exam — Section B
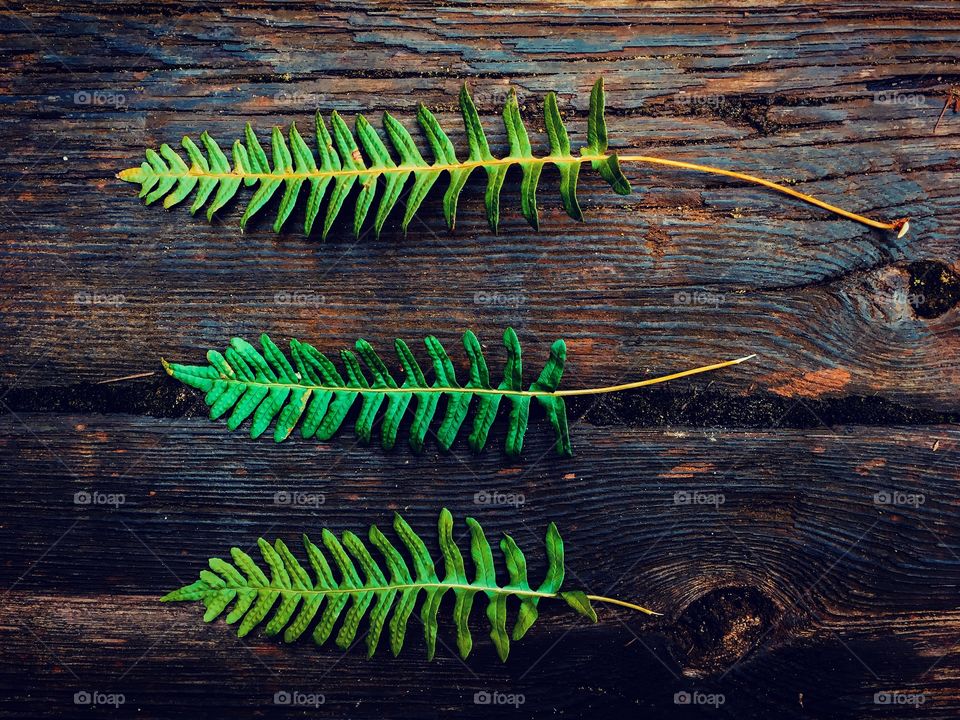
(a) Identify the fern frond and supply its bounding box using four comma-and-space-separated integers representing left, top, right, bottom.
119, 78, 909, 237
162, 328, 753, 457
119, 79, 627, 237
162, 509, 658, 661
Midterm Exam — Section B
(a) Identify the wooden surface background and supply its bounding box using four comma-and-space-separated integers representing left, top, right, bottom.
2, 1, 959, 718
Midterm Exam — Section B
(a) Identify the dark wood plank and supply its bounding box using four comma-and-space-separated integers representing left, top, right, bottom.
1, 2, 959, 718
1, 416, 959, 718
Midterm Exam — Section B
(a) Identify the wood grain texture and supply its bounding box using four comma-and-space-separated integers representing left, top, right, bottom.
2, 416, 959, 718
1, 1, 958, 718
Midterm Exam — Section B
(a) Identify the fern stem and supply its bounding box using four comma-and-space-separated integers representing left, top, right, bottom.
119, 154, 542, 183
616, 154, 910, 237
183, 581, 658, 615
161, 354, 753, 399
552, 354, 755, 396
120, 150, 909, 236
193, 581, 543, 600
586, 594, 661, 616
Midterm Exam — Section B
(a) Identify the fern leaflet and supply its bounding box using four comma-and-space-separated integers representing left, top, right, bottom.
162, 508, 657, 661
163, 327, 753, 457
119, 78, 909, 237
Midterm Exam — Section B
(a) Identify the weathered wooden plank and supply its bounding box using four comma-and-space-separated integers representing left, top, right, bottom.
3, 257, 959, 409
1, 416, 958, 717
2, 2, 959, 718
2, 3, 959, 408
2, 592, 958, 718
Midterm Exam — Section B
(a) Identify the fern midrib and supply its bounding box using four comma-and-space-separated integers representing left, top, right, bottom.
208, 581, 658, 615
165, 355, 753, 399
227, 581, 558, 599
123, 153, 612, 182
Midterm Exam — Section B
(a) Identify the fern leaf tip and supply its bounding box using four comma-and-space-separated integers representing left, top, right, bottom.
560, 591, 599, 623
160, 358, 174, 376
117, 168, 141, 182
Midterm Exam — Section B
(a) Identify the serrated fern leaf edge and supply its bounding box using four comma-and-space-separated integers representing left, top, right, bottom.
161, 509, 658, 662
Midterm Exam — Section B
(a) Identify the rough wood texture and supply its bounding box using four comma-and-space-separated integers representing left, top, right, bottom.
1, 1, 958, 718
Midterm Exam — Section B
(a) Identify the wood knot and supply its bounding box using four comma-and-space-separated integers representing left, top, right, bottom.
668, 587, 776, 677
904, 260, 960, 319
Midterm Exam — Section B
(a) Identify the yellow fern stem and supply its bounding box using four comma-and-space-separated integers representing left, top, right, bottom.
617, 154, 910, 237
586, 594, 662, 616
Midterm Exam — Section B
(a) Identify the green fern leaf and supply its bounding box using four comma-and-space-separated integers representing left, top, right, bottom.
119, 79, 632, 237
162, 509, 658, 661
118, 78, 911, 237
162, 328, 754, 457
